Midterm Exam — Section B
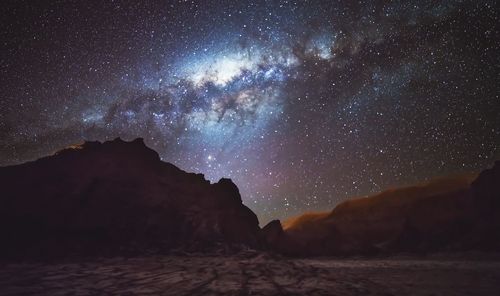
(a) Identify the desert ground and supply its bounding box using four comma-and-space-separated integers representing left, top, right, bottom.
1, 252, 500, 296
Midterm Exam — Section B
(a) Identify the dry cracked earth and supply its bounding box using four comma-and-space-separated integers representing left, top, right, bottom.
1, 252, 500, 296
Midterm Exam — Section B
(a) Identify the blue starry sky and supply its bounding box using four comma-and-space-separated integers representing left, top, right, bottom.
1, 0, 499, 224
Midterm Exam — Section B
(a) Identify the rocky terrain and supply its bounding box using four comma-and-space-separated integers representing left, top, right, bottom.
262, 161, 500, 256
0, 138, 259, 259
0, 139, 499, 294
1, 253, 500, 295
1, 138, 499, 260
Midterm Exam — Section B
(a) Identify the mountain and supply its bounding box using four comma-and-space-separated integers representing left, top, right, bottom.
1, 137, 498, 259
0, 138, 260, 258
262, 163, 500, 256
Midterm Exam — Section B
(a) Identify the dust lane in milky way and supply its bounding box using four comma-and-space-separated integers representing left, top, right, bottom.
1, 1, 499, 224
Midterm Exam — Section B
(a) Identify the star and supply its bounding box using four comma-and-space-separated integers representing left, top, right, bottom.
1, 0, 498, 225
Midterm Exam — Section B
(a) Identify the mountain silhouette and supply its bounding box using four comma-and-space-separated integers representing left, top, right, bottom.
0, 138, 260, 258
262, 162, 500, 256
1, 138, 499, 259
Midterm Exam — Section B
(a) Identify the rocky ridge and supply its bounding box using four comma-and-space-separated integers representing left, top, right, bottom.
0, 138, 260, 258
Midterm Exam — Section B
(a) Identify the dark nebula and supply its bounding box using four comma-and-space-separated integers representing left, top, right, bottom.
1, 1, 499, 224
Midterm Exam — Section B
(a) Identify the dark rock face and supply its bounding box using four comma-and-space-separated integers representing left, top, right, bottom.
396, 162, 500, 252
259, 220, 289, 253
471, 161, 500, 218
272, 162, 500, 256
1, 137, 498, 259
0, 138, 260, 258
467, 161, 500, 250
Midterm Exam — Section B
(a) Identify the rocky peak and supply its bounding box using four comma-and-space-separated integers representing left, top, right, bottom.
0, 138, 261, 259
55, 137, 160, 163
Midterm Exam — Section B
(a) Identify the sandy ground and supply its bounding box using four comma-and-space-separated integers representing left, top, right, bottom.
1, 253, 500, 296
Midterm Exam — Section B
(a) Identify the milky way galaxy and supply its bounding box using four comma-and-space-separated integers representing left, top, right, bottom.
1, 1, 499, 224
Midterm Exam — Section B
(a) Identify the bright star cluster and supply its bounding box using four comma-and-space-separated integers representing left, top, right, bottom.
1, 1, 499, 224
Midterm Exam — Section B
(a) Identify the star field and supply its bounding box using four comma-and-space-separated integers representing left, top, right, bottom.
1, 1, 499, 224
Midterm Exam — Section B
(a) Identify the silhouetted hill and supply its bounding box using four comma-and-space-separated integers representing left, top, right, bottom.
262, 163, 500, 256
2, 138, 499, 259
0, 138, 260, 259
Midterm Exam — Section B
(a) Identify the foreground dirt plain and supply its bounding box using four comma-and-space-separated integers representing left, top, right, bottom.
1, 252, 500, 296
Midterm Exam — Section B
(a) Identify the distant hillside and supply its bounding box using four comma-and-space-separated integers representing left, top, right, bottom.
283, 174, 475, 235
262, 164, 500, 256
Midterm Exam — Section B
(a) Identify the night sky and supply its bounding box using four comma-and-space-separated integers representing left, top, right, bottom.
1, 1, 499, 224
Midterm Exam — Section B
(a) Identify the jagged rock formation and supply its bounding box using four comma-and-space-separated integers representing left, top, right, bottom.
0, 138, 260, 258
263, 162, 500, 256
1, 137, 498, 259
